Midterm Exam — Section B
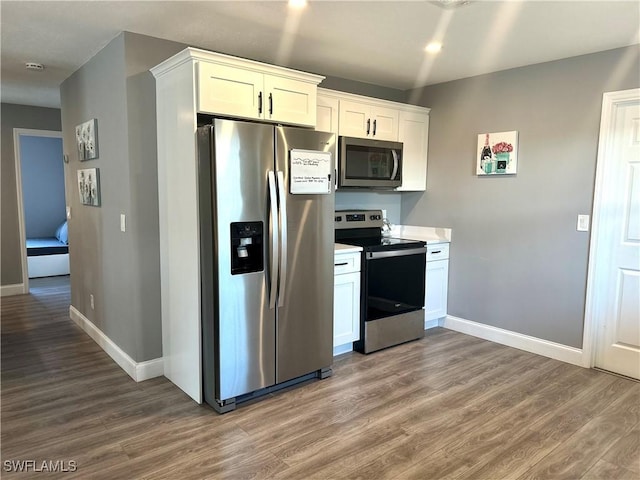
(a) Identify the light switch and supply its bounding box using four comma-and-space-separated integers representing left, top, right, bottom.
120, 214, 126, 232
66, 206, 71, 220
577, 214, 590, 232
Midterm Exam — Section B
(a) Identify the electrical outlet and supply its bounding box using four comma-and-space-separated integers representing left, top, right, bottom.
90, 294, 95, 310
120, 214, 126, 232
577, 214, 590, 232
66, 206, 71, 220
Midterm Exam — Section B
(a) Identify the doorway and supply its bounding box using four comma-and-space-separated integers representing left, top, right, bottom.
13, 128, 67, 292
584, 88, 640, 380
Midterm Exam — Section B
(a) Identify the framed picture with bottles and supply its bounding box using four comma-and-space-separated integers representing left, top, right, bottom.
477, 131, 518, 175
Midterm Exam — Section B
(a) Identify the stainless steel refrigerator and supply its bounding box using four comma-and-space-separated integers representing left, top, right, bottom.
197, 118, 336, 413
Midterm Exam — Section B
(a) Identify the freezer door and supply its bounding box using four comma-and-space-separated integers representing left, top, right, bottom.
211, 119, 277, 401
275, 127, 336, 383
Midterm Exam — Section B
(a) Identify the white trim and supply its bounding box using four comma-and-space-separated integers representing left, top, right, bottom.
425, 318, 443, 330
69, 305, 163, 382
12, 128, 64, 294
1, 284, 26, 296
443, 315, 584, 367
583, 88, 640, 369
333, 343, 353, 356
135, 358, 165, 382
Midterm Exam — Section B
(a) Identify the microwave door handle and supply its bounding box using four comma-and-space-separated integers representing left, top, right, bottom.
268, 171, 279, 309
390, 149, 399, 180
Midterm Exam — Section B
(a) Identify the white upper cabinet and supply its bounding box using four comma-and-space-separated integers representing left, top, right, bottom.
316, 93, 339, 134
397, 110, 429, 191
182, 48, 323, 127
198, 62, 263, 120
318, 88, 430, 191
338, 100, 399, 141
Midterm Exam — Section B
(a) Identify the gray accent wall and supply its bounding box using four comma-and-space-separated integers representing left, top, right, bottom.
20, 135, 65, 238
1, 103, 61, 286
401, 46, 640, 348
60, 32, 185, 362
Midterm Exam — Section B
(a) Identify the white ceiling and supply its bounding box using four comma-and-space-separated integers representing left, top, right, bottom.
2, 1, 639, 108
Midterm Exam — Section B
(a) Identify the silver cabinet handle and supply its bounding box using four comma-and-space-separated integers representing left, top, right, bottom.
276, 171, 288, 307
267, 171, 279, 309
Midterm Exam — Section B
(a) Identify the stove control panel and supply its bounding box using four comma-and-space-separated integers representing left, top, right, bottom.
335, 209, 384, 229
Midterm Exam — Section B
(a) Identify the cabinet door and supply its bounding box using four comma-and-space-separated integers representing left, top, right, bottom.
197, 62, 262, 120
264, 76, 317, 127
397, 110, 429, 191
338, 100, 371, 138
317, 94, 339, 134
333, 272, 361, 347
425, 259, 449, 322
371, 106, 399, 141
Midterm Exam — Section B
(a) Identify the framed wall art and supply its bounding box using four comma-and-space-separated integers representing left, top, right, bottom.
477, 131, 518, 175
75, 118, 98, 161
77, 168, 101, 206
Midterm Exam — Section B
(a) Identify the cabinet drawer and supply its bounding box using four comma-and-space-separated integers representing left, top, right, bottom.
334, 252, 361, 275
426, 243, 449, 262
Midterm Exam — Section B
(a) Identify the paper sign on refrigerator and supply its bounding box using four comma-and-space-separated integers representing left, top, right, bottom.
289, 149, 332, 194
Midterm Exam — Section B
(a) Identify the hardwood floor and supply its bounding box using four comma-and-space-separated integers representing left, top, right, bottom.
2, 280, 638, 479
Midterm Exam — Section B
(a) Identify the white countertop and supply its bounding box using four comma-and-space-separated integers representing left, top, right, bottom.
389, 225, 451, 244
334, 243, 363, 254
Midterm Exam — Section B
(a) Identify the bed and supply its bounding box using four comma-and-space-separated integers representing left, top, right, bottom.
27, 221, 70, 278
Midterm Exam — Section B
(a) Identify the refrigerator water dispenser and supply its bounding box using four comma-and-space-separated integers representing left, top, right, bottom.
230, 222, 264, 275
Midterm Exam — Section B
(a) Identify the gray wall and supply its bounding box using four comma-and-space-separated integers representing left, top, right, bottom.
401, 46, 640, 348
60, 32, 185, 362
20, 135, 65, 238
1, 103, 61, 286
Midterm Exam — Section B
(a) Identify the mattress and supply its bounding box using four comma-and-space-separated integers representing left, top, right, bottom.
26, 238, 69, 256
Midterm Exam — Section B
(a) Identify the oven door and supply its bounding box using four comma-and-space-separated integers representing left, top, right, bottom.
365, 247, 426, 321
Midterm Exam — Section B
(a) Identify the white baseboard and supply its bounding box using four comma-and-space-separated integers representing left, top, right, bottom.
425, 318, 444, 329
443, 315, 584, 367
333, 343, 353, 356
69, 305, 163, 382
1, 283, 26, 296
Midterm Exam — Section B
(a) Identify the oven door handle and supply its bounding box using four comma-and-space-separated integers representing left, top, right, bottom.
366, 247, 426, 260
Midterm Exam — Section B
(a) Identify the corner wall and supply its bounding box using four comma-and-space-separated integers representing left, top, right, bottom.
401, 46, 640, 348
59, 32, 185, 363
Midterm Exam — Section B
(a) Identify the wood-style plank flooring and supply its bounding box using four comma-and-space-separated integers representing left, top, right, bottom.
2, 277, 639, 479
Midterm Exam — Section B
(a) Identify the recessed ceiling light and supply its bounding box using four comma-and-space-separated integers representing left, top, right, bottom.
25, 62, 45, 71
289, 0, 307, 8
430, 0, 473, 9
425, 42, 443, 54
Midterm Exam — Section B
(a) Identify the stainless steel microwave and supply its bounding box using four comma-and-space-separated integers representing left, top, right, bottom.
338, 136, 403, 189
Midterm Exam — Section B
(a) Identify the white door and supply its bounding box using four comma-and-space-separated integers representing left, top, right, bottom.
589, 88, 640, 380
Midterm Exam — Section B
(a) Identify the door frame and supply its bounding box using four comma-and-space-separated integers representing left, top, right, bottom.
582, 87, 640, 368
12, 128, 64, 293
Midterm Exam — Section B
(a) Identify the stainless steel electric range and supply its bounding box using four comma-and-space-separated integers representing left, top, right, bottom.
335, 209, 426, 353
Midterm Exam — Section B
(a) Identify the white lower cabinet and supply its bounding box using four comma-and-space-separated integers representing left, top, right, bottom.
333, 251, 361, 354
425, 244, 450, 325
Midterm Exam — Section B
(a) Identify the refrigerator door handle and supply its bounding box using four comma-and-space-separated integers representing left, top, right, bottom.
268, 171, 279, 309
276, 170, 288, 307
